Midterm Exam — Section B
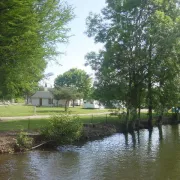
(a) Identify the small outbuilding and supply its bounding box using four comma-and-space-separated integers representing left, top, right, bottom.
83, 100, 104, 109
31, 90, 77, 107
74, 99, 83, 106
31, 91, 54, 107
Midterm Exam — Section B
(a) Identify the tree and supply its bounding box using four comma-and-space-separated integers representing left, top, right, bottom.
0, 0, 74, 98
85, 0, 180, 130
54, 68, 92, 99
51, 87, 83, 111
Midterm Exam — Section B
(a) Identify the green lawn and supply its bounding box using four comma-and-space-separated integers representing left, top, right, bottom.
0, 115, 120, 131
0, 111, 163, 132
0, 105, 110, 117
0, 106, 161, 132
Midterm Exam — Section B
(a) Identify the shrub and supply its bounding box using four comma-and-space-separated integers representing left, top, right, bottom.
16, 131, 33, 149
15, 98, 25, 103
40, 113, 83, 145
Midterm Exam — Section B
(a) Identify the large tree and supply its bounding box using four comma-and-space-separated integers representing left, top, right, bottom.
85, 0, 180, 130
0, 0, 74, 98
54, 68, 92, 99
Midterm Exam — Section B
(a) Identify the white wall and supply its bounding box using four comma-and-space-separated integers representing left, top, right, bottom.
32, 98, 39, 106
32, 98, 53, 107
32, 98, 74, 107
83, 100, 104, 109
53, 99, 73, 107
42, 99, 52, 107
74, 99, 83, 106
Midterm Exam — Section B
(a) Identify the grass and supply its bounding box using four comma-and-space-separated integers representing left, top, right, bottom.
0, 105, 110, 117
0, 109, 163, 132
0, 114, 120, 131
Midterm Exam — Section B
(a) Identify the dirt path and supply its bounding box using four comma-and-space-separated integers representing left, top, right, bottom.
0, 112, 110, 121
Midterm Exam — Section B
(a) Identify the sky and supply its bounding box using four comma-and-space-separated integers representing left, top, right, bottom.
45, 0, 106, 86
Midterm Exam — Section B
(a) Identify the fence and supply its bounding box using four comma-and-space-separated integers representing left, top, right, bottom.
0, 113, 121, 132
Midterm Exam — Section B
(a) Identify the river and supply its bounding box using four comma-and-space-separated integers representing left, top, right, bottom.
0, 125, 180, 180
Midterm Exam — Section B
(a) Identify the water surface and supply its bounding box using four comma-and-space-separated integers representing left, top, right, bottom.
1, 125, 180, 180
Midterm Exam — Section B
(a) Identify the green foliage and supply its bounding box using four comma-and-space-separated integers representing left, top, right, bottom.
85, 0, 180, 128
54, 68, 92, 99
15, 98, 25, 103
16, 131, 33, 149
0, 0, 74, 97
40, 113, 83, 145
51, 87, 83, 111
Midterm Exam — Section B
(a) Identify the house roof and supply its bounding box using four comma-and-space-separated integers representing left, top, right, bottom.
31, 91, 53, 99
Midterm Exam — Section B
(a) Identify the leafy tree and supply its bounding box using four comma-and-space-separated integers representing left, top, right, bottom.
40, 114, 83, 145
51, 87, 83, 111
0, 0, 74, 98
85, 0, 180, 130
54, 68, 92, 99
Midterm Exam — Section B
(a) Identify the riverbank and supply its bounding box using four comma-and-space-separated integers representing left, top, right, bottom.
0, 115, 177, 154
0, 133, 16, 154
1, 125, 180, 180
0, 123, 117, 154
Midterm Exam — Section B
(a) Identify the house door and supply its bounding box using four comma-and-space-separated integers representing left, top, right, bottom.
39, 98, 42, 106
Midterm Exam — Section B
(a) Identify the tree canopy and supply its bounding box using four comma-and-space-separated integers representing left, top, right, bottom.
54, 68, 92, 99
0, 0, 74, 98
85, 0, 180, 129
51, 87, 83, 111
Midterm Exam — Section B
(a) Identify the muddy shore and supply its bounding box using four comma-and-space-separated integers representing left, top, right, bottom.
0, 123, 117, 154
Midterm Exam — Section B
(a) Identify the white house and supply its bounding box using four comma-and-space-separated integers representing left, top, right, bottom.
83, 100, 104, 109
31, 91, 54, 107
53, 99, 72, 107
74, 99, 83, 106
31, 91, 79, 107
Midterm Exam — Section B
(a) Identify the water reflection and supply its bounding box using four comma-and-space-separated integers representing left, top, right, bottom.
1, 125, 180, 180
158, 125, 163, 140
130, 131, 136, 148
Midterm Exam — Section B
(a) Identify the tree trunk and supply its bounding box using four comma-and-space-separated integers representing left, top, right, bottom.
126, 107, 130, 132
147, 34, 153, 130
26, 94, 29, 104
131, 107, 137, 130
73, 100, 75, 107
131, 131, 136, 147
137, 88, 142, 129
148, 78, 153, 129
158, 125, 163, 140
157, 109, 163, 126
65, 100, 69, 112
137, 106, 141, 129
157, 115, 162, 126
148, 102, 153, 129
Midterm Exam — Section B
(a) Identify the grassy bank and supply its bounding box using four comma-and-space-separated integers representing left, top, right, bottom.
0, 113, 174, 154
0, 111, 161, 132
0, 105, 110, 117
0, 115, 120, 131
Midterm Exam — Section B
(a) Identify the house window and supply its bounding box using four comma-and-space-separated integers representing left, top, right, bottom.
48, 98, 53, 104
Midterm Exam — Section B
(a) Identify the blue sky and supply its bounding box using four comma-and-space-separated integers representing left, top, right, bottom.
45, 0, 106, 86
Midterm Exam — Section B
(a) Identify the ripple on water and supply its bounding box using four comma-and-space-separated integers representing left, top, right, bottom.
0, 125, 180, 180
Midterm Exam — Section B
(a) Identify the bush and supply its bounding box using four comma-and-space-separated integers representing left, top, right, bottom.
40, 113, 83, 145
16, 131, 33, 149
15, 98, 25, 103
